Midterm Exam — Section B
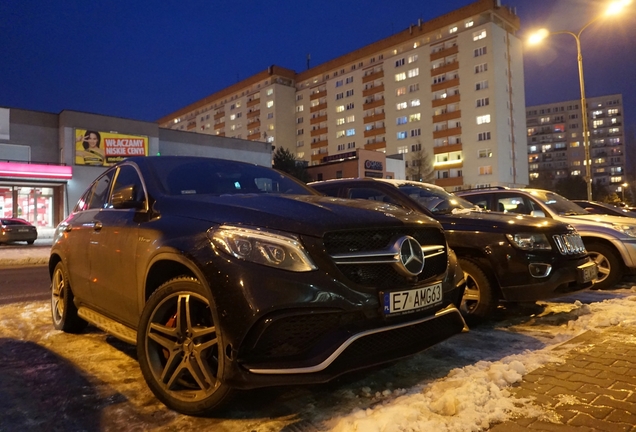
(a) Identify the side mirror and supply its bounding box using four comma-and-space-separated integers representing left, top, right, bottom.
112, 185, 145, 210
530, 210, 546, 218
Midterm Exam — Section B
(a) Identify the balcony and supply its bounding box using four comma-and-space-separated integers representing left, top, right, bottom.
247, 132, 261, 140
363, 112, 385, 124
432, 110, 461, 123
430, 45, 459, 61
310, 91, 323, 101
433, 126, 462, 139
434, 176, 463, 187
310, 102, 327, 113
310, 127, 328, 137
362, 70, 384, 83
213, 111, 225, 120
246, 98, 260, 107
247, 109, 260, 118
430, 60, 459, 76
432, 94, 460, 107
431, 77, 460, 93
310, 114, 327, 125
364, 127, 386, 138
214, 122, 225, 130
433, 143, 462, 154
362, 99, 384, 110
311, 139, 328, 149
311, 153, 325, 162
363, 85, 384, 97
364, 141, 386, 151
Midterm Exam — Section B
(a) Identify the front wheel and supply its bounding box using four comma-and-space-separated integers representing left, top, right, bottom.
587, 242, 623, 290
458, 258, 497, 323
51, 261, 88, 333
137, 277, 234, 415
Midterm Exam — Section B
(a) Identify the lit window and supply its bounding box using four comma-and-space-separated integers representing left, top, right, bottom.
296, 105, 304, 112
346, 115, 355, 123
336, 130, 345, 138
408, 54, 418, 63
397, 131, 407, 140
266, 89, 273, 96
478, 148, 492, 158
410, 99, 420, 107
395, 72, 406, 82
473, 29, 486, 41
477, 114, 491, 125
465, 20, 474, 28
396, 87, 406, 96
449, 26, 458, 34
336, 105, 345, 113
397, 116, 408, 125
346, 129, 355, 136
336, 118, 345, 125
407, 68, 419, 78
479, 166, 492, 175
409, 113, 421, 122
267, 101, 274, 108
396, 102, 408, 110
397, 145, 408, 153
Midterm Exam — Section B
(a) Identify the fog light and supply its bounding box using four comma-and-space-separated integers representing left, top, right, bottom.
529, 263, 552, 278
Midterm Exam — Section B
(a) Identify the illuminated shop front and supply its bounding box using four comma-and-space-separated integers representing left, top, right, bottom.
0, 161, 72, 228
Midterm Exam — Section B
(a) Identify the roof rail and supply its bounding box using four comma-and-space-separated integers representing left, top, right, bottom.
456, 186, 509, 192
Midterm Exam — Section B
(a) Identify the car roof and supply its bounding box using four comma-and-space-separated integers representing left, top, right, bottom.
310, 177, 447, 192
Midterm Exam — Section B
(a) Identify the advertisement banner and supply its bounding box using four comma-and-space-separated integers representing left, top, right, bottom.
75, 129, 148, 166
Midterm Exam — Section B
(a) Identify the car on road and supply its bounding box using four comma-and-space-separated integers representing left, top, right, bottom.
572, 200, 636, 218
456, 187, 636, 290
310, 179, 595, 322
0, 218, 38, 245
49, 156, 467, 415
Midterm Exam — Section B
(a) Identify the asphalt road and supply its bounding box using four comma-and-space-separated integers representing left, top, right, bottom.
0, 265, 50, 305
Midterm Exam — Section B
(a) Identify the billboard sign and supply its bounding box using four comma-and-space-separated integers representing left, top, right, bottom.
75, 129, 148, 166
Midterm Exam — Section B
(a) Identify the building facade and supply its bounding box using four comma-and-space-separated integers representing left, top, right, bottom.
526, 94, 627, 195
158, 0, 528, 190
0, 107, 271, 228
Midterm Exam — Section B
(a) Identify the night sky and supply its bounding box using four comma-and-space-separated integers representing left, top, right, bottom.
1, 0, 635, 129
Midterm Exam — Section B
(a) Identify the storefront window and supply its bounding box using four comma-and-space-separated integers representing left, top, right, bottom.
15, 187, 53, 227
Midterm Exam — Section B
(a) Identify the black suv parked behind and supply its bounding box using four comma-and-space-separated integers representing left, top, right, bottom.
310, 179, 596, 321
49, 156, 467, 415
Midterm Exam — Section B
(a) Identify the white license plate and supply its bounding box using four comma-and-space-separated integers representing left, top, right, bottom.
382, 282, 443, 315
579, 262, 597, 283
18, 229, 29, 232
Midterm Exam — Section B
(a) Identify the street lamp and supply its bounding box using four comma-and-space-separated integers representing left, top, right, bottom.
622, 182, 628, 202
527, 0, 632, 202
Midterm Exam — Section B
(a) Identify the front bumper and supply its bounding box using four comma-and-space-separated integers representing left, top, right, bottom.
499, 258, 595, 302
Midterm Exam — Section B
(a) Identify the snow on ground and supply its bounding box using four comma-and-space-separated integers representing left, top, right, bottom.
2, 244, 636, 431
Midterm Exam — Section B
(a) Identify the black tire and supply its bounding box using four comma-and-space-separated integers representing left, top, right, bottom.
587, 242, 623, 290
27, 240, 35, 245
51, 261, 88, 333
458, 258, 498, 322
137, 277, 234, 415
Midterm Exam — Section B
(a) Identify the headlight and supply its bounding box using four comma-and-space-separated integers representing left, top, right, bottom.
611, 224, 636, 238
506, 233, 552, 251
209, 225, 317, 272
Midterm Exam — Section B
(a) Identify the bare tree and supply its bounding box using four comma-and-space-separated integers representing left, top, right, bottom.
406, 144, 435, 182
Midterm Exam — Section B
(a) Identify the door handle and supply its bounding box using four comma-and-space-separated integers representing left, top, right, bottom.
63, 224, 72, 232
93, 221, 103, 231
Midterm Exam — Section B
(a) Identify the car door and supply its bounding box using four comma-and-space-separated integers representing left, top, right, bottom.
87, 164, 146, 326
64, 172, 115, 304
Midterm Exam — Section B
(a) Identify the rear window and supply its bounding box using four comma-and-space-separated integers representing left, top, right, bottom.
1, 219, 29, 226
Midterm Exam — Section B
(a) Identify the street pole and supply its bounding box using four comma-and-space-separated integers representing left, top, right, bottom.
574, 34, 593, 201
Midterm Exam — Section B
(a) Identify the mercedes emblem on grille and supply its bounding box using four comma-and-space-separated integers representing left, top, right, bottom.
394, 236, 425, 277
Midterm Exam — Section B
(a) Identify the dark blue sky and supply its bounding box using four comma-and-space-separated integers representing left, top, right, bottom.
1, 0, 634, 128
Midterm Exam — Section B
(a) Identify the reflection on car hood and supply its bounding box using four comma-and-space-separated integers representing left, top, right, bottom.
158, 194, 439, 237
437, 210, 570, 232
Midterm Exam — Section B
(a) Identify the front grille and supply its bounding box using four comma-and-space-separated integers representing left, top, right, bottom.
324, 227, 448, 288
553, 233, 586, 255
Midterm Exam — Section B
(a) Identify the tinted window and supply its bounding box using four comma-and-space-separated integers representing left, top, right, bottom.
87, 171, 115, 210
151, 158, 313, 196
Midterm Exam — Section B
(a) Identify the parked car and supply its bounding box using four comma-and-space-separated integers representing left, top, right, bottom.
0, 218, 38, 245
572, 200, 636, 218
456, 187, 636, 290
49, 156, 467, 415
310, 179, 595, 322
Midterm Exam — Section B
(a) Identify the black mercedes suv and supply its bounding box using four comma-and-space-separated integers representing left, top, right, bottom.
310, 179, 596, 322
49, 156, 466, 415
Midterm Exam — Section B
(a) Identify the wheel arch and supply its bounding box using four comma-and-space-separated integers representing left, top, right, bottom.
581, 236, 625, 270
143, 253, 211, 306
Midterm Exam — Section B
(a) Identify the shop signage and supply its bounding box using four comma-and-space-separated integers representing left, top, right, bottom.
364, 160, 383, 171
75, 129, 149, 167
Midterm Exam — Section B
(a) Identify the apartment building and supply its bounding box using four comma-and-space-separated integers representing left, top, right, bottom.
158, 0, 528, 190
526, 94, 627, 195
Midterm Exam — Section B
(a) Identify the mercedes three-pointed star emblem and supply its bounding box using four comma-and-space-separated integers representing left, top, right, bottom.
395, 236, 425, 277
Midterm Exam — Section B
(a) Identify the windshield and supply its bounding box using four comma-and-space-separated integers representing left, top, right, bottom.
397, 184, 478, 215
151, 157, 314, 196
530, 190, 590, 216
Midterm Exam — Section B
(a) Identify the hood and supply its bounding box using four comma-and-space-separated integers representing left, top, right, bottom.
437, 210, 573, 233
562, 213, 636, 226
156, 194, 440, 237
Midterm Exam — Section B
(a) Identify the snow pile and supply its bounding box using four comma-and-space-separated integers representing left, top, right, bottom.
0, 246, 50, 266
325, 352, 558, 432
323, 289, 636, 432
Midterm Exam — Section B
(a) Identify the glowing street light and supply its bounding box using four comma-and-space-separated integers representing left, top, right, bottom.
622, 182, 629, 202
527, 0, 632, 201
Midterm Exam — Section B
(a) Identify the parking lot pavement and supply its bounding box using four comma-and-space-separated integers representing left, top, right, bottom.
489, 283, 636, 431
